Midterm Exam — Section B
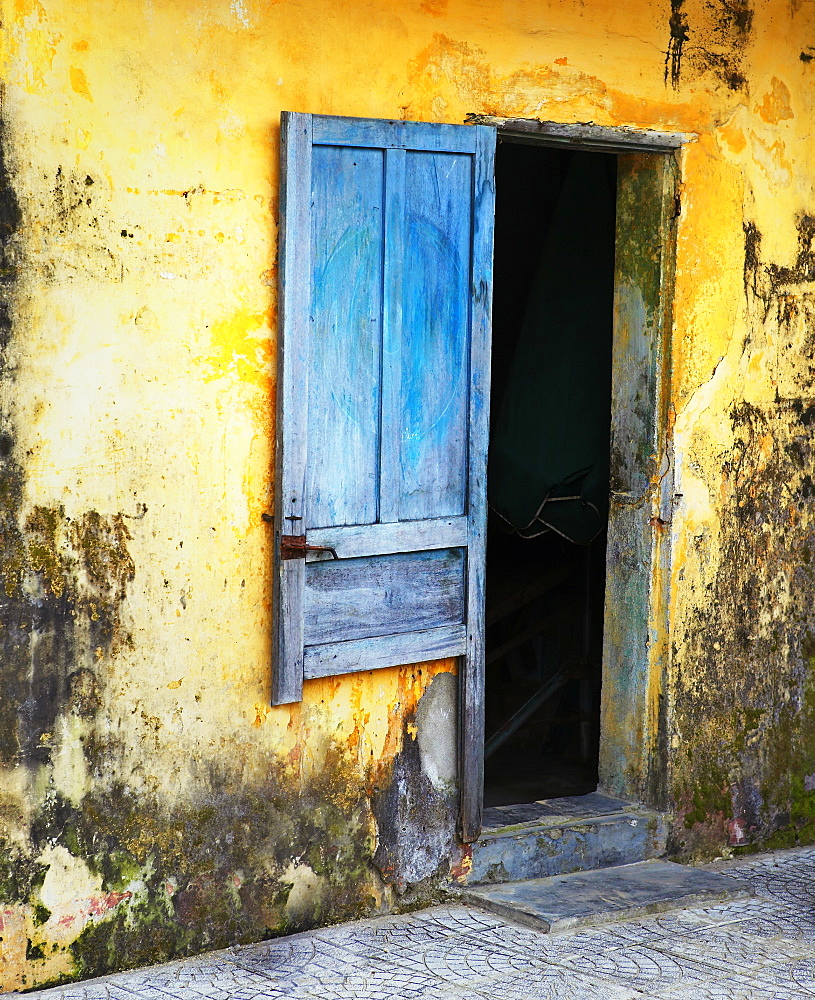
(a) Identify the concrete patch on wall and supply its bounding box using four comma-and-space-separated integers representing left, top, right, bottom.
416, 670, 458, 792
372, 671, 459, 895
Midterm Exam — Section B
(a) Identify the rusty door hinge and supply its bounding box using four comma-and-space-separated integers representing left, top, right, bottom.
280, 534, 339, 560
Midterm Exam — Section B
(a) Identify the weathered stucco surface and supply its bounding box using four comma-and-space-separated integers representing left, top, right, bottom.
1, 0, 815, 990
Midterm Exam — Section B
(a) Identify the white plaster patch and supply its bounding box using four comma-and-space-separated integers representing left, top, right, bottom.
231, 0, 251, 27
50, 714, 91, 806
673, 352, 732, 537
674, 469, 715, 534
416, 672, 458, 791
751, 131, 793, 189
36, 845, 138, 949
219, 111, 246, 139
282, 862, 321, 923
675, 355, 730, 440
38, 844, 103, 916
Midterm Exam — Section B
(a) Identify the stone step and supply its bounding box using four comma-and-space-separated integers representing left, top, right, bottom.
457, 859, 753, 932
460, 791, 668, 886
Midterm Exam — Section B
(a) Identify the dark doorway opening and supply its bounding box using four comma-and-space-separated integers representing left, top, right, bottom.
484, 140, 617, 808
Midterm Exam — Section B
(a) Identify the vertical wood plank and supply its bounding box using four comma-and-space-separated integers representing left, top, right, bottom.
306, 145, 385, 529
459, 125, 496, 843
272, 111, 312, 706
379, 148, 406, 524
399, 150, 471, 521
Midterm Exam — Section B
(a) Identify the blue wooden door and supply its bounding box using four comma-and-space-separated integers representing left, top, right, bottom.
273, 112, 494, 835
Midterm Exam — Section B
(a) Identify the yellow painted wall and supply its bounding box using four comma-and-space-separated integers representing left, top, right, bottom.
1, 0, 815, 988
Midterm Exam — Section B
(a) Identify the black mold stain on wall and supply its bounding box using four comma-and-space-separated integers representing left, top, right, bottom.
0, 115, 142, 988
695, 0, 753, 92
743, 221, 762, 299
665, 0, 690, 89
0, 503, 135, 766
767, 215, 815, 290
672, 403, 815, 856
0, 120, 136, 770
0, 118, 33, 765
665, 0, 753, 92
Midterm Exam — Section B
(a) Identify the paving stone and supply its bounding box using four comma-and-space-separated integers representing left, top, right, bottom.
456, 917, 656, 964
749, 955, 815, 997
467, 968, 640, 1000
560, 943, 756, 995
458, 859, 752, 932
651, 983, 790, 999
655, 923, 815, 974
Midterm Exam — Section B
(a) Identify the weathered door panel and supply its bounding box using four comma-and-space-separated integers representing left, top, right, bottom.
303, 548, 466, 646
273, 112, 495, 845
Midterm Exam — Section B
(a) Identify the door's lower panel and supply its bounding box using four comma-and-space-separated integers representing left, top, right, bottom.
303, 547, 466, 645
304, 623, 467, 679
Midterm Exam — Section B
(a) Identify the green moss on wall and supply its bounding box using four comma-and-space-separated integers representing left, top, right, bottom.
671, 230, 815, 856
9, 732, 393, 986
0, 846, 47, 905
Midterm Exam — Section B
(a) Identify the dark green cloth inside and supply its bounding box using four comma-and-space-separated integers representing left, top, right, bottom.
488, 153, 615, 546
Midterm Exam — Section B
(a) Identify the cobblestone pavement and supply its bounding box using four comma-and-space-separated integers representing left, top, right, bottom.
32, 847, 815, 999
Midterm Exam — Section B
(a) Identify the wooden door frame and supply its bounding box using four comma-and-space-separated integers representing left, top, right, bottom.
459, 117, 691, 842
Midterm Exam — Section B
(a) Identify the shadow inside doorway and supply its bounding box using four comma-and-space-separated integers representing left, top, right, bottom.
484, 140, 616, 809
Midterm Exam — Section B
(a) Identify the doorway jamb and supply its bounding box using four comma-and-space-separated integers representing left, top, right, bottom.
459, 117, 692, 841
